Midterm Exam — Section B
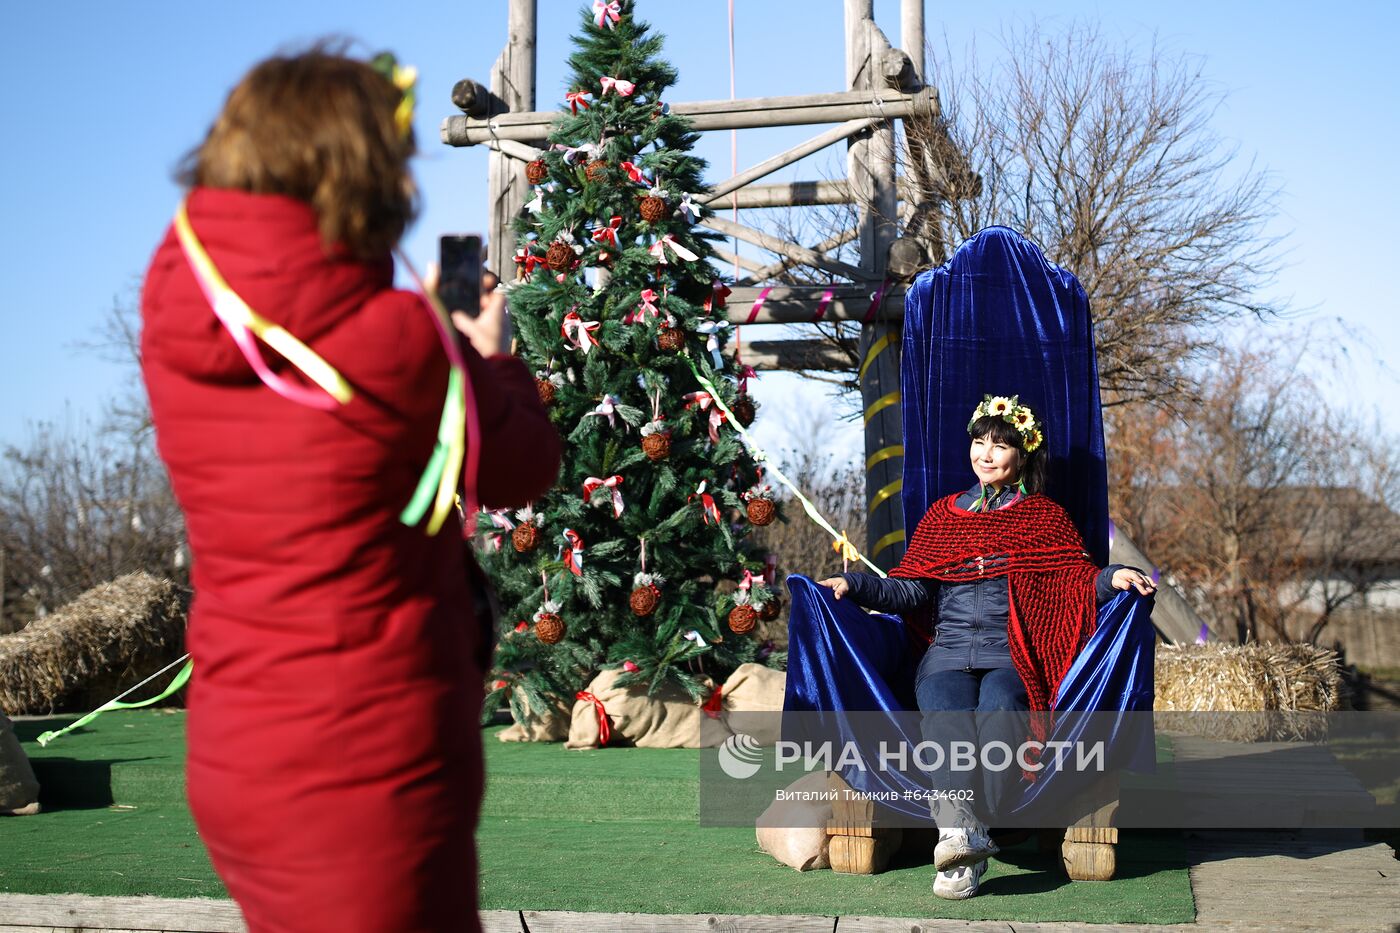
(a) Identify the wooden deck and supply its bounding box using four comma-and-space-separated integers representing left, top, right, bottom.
0, 830, 1393, 933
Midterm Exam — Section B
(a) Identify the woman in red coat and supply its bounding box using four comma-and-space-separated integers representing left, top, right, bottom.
140, 48, 560, 932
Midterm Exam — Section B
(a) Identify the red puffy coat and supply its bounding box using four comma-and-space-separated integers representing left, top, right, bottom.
141, 187, 560, 933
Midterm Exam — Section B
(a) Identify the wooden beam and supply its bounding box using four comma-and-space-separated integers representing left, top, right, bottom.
484, 0, 536, 275
722, 178, 915, 209
703, 119, 879, 204
722, 286, 904, 324
732, 338, 854, 372
483, 137, 541, 162
736, 227, 861, 286
700, 215, 867, 281
901, 0, 926, 83
709, 246, 769, 276
441, 88, 937, 146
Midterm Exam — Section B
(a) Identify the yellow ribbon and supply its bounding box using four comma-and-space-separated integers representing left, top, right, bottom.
864, 389, 901, 425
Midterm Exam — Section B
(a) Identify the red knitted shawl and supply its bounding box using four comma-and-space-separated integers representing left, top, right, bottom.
890, 492, 1100, 714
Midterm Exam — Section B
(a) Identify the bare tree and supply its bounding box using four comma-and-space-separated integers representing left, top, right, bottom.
905, 21, 1287, 411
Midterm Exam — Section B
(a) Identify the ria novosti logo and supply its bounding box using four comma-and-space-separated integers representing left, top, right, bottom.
717, 733, 764, 779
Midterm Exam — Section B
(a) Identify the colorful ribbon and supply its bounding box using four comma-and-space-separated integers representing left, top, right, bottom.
583, 475, 625, 517
593, 0, 621, 29
745, 285, 774, 323
864, 279, 892, 323
683, 391, 727, 444
576, 690, 612, 746
702, 684, 724, 719
649, 234, 698, 265
174, 200, 352, 410
484, 508, 516, 551
514, 247, 543, 276
587, 394, 622, 427
561, 311, 601, 354
737, 363, 758, 394
599, 76, 636, 97
813, 287, 836, 322
624, 288, 661, 325
688, 481, 722, 525
695, 321, 730, 370
591, 215, 622, 248
704, 281, 731, 313
35, 655, 194, 747
560, 529, 586, 576
565, 90, 592, 114
684, 358, 885, 576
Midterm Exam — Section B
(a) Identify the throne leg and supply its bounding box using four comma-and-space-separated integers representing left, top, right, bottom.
825, 770, 902, 874
1061, 771, 1120, 881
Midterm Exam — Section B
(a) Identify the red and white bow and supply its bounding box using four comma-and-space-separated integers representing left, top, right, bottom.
586, 394, 622, 427
561, 311, 601, 354
737, 569, 760, 591
593, 0, 621, 29
560, 528, 586, 576
564, 90, 592, 114
649, 234, 698, 265
483, 509, 517, 551
688, 482, 722, 525
514, 248, 543, 276
583, 475, 625, 518
704, 281, 731, 313
599, 76, 636, 98
624, 288, 661, 325
591, 215, 622, 248
683, 391, 728, 444
619, 161, 653, 186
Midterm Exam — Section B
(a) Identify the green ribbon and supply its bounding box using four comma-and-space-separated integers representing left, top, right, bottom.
684, 359, 886, 577
35, 655, 194, 747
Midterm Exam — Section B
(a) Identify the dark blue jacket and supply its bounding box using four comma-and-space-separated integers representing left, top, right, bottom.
841, 482, 1133, 672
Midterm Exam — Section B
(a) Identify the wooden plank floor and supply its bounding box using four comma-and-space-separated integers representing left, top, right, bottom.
0, 831, 1394, 932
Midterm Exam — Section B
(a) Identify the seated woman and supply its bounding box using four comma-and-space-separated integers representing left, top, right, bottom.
817, 395, 1155, 899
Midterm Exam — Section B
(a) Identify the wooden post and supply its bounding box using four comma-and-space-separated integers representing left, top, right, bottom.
849, 0, 906, 572
485, 0, 536, 275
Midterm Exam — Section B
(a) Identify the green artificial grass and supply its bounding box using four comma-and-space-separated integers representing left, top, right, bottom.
1, 711, 1195, 923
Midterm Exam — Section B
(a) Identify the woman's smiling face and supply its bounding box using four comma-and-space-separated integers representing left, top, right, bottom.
969, 434, 1022, 489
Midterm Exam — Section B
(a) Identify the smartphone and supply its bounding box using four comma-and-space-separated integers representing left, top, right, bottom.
438, 234, 483, 317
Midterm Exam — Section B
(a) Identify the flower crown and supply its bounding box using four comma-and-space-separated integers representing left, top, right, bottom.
968, 394, 1044, 453
369, 52, 417, 139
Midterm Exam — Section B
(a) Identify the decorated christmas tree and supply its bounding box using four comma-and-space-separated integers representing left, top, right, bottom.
478, 0, 784, 725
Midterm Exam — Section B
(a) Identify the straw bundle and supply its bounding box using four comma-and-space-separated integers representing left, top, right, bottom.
0, 573, 189, 715
1154, 642, 1343, 741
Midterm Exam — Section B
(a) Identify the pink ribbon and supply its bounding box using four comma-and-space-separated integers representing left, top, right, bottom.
688, 482, 722, 525
813, 287, 835, 322
565, 90, 592, 114
619, 161, 653, 186
561, 311, 601, 354
683, 391, 727, 444
583, 475, 625, 518
484, 509, 516, 551
600, 76, 636, 97
591, 215, 622, 248
624, 288, 661, 325
560, 529, 586, 576
649, 234, 699, 265
738, 569, 760, 591
737, 363, 758, 394
864, 279, 891, 323
746, 285, 774, 324
593, 0, 621, 28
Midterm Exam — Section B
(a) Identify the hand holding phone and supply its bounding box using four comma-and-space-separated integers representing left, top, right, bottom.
438, 234, 482, 317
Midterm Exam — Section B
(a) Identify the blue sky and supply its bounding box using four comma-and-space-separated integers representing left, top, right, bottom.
2, 1, 1397, 465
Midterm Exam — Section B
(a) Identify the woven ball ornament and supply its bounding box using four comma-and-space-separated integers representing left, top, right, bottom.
759, 597, 782, 622
641, 433, 671, 461
657, 325, 685, 352
746, 497, 776, 527
511, 524, 541, 553
535, 613, 566, 644
526, 159, 549, 185
732, 394, 757, 427
728, 604, 758, 635
536, 377, 557, 405
639, 195, 669, 223
544, 241, 575, 272
585, 159, 609, 184
629, 584, 660, 617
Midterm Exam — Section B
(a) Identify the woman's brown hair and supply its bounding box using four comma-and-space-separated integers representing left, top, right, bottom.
178, 43, 418, 260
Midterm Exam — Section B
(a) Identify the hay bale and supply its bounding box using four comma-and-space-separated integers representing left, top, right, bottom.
1154, 642, 1342, 740
0, 573, 189, 715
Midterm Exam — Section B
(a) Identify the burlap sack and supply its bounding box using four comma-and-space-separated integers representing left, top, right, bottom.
756, 770, 832, 871
717, 662, 786, 746
497, 691, 571, 743
566, 668, 714, 749
0, 712, 40, 816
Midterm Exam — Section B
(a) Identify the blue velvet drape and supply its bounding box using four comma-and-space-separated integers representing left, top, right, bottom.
901, 226, 1110, 566
781, 227, 1156, 823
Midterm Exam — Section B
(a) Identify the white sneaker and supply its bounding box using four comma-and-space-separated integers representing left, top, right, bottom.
933, 857, 987, 899
934, 826, 999, 872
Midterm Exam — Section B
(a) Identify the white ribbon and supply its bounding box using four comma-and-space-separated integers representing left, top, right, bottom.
648, 234, 699, 265
561, 311, 601, 354
695, 321, 730, 370
677, 193, 701, 223
587, 394, 622, 427
599, 76, 636, 97
583, 475, 625, 517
